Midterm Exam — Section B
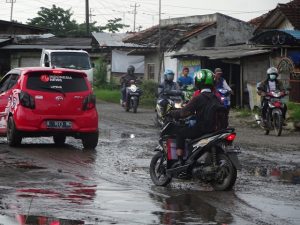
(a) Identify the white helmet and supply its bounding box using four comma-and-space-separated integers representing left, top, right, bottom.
267, 67, 278, 80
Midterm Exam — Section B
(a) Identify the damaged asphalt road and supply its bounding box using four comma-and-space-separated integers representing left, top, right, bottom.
0, 101, 299, 225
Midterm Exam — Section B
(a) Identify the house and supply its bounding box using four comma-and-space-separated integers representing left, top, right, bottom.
248, 0, 300, 103
0, 20, 50, 75
91, 32, 145, 82
123, 13, 255, 106
0, 35, 92, 76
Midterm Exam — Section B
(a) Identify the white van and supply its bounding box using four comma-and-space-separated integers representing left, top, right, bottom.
40, 49, 93, 83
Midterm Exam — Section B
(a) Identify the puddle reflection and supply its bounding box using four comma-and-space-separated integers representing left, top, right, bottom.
121, 133, 135, 139
251, 166, 300, 184
15, 214, 84, 225
149, 192, 232, 225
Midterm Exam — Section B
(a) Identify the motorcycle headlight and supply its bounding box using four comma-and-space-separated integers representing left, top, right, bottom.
174, 102, 182, 108
130, 85, 137, 92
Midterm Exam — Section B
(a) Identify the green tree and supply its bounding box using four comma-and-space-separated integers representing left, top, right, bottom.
27, 5, 129, 35
101, 18, 129, 33
27, 5, 78, 36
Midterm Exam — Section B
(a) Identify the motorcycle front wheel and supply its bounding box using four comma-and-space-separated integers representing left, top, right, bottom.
211, 153, 237, 191
273, 112, 282, 136
132, 99, 138, 113
150, 151, 172, 186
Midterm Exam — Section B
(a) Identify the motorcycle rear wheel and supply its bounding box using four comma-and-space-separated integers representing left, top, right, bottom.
211, 153, 237, 191
273, 113, 282, 136
150, 152, 172, 186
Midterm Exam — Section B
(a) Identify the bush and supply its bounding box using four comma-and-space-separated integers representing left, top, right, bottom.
140, 80, 158, 107
287, 102, 300, 122
93, 79, 159, 108
93, 58, 108, 88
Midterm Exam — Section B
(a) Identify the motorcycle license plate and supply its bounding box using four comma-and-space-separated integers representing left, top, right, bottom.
46, 120, 72, 129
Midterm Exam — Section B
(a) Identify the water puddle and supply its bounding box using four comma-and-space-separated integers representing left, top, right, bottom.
251, 166, 300, 184
121, 133, 151, 139
0, 214, 84, 225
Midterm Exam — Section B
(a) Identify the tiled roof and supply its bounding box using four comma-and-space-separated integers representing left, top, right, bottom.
123, 22, 215, 51
254, 0, 300, 31
278, 0, 300, 30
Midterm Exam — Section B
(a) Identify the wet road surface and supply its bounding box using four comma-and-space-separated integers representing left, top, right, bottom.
0, 101, 299, 225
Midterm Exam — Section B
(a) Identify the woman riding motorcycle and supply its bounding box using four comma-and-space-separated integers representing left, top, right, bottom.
257, 67, 287, 125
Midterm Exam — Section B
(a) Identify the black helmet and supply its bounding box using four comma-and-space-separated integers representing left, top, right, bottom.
127, 65, 135, 75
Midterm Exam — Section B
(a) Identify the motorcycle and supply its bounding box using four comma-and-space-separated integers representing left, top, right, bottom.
155, 90, 183, 127
124, 80, 142, 113
255, 90, 287, 136
217, 88, 231, 108
150, 120, 241, 191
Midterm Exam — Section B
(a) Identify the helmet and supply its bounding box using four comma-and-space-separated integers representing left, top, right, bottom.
267, 67, 278, 81
164, 69, 175, 81
214, 68, 222, 74
194, 69, 214, 89
127, 65, 135, 75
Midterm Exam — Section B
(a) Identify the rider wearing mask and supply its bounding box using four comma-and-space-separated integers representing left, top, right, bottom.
120, 65, 137, 106
257, 67, 287, 125
169, 69, 218, 165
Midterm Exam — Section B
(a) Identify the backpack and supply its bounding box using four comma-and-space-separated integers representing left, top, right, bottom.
202, 93, 228, 132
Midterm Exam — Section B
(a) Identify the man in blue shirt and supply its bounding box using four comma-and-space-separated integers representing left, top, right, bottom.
177, 67, 193, 87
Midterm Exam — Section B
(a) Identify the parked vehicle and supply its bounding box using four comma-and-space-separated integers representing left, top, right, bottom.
150, 120, 241, 191
217, 88, 231, 108
0, 67, 99, 149
155, 90, 183, 127
40, 49, 94, 84
124, 80, 142, 113
255, 90, 287, 136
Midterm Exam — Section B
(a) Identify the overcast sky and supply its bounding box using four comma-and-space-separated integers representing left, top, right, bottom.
0, 0, 292, 32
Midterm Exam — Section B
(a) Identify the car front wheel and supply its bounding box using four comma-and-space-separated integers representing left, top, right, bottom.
7, 116, 22, 147
82, 131, 99, 149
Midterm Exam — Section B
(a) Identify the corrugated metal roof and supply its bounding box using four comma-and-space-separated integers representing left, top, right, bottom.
281, 29, 300, 39
0, 38, 10, 43
1, 45, 91, 50
92, 32, 144, 48
172, 45, 270, 60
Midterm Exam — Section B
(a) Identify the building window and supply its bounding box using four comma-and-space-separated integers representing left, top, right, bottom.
147, 63, 155, 80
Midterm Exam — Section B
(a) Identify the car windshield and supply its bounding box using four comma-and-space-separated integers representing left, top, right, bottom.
51, 52, 91, 70
26, 71, 89, 93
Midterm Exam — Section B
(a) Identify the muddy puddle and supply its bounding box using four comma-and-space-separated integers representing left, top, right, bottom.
250, 166, 300, 184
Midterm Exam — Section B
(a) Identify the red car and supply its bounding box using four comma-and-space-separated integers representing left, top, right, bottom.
0, 67, 99, 149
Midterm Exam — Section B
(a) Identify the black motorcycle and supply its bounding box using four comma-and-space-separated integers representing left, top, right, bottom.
155, 90, 183, 127
124, 81, 142, 113
150, 121, 241, 191
255, 90, 287, 136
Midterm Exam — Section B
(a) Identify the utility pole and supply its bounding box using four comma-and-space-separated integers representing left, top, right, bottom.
6, 0, 16, 21
89, 8, 95, 23
130, 3, 140, 32
158, 0, 162, 83
85, 0, 90, 35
